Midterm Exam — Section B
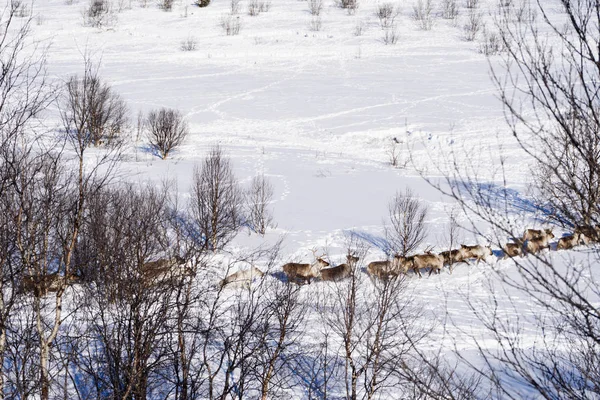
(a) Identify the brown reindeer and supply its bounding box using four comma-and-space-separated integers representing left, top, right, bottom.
321, 254, 359, 282
557, 233, 581, 250
220, 266, 265, 288
458, 244, 493, 264
22, 273, 79, 297
142, 256, 190, 286
439, 249, 464, 273
522, 228, 553, 242
525, 230, 555, 254
502, 242, 523, 259
282, 251, 329, 285
367, 255, 410, 279
574, 225, 600, 244
410, 253, 444, 278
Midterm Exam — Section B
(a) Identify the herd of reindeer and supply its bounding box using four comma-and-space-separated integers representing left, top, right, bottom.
220, 224, 600, 287
19, 225, 600, 295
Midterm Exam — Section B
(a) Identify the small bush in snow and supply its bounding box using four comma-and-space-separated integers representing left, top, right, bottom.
463, 8, 482, 41
248, 0, 270, 16
83, 0, 116, 27
309, 16, 322, 31
376, 3, 399, 29
465, 0, 478, 8
440, 0, 459, 21
338, 0, 358, 15
353, 19, 365, 36
412, 0, 435, 30
180, 36, 197, 51
382, 27, 399, 44
195, 0, 210, 7
146, 108, 189, 159
478, 28, 505, 55
220, 14, 241, 35
159, 0, 174, 11
308, 0, 323, 16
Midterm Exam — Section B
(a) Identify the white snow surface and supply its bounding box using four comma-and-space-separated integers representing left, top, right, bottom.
15, 0, 599, 397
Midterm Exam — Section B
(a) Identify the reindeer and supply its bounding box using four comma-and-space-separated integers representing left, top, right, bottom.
410, 253, 444, 278
22, 273, 79, 297
220, 266, 265, 288
282, 250, 329, 285
522, 228, 553, 242
458, 244, 493, 264
574, 225, 600, 244
367, 255, 410, 279
321, 254, 359, 282
438, 249, 464, 273
557, 234, 581, 250
142, 256, 191, 286
525, 230, 555, 254
502, 242, 523, 259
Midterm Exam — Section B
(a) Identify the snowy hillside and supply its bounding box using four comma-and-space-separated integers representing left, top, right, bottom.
2, 0, 599, 397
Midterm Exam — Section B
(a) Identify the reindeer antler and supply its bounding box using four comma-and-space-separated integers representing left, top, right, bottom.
424, 245, 435, 254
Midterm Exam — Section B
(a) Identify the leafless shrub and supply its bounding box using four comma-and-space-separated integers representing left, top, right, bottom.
248, 0, 259, 15
258, 1, 270, 12
245, 174, 275, 235
62, 63, 129, 147
180, 36, 197, 51
308, 0, 323, 16
338, 0, 358, 14
220, 14, 241, 35
230, 0, 240, 13
248, 0, 269, 15
376, 2, 399, 29
83, 0, 116, 27
387, 140, 407, 168
309, 15, 322, 31
382, 27, 399, 44
462, 8, 482, 41
191, 146, 243, 251
353, 19, 365, 35
159, 0, 174, 11
146, 108, 188, 159
385, 188, 428, 256
412, 0, 435, 30
440, 0, 458, 20
465, 0, 478, 8
35, 14, 45, 25
478, 27, 505, 55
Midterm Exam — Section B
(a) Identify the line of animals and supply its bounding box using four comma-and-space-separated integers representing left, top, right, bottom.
221, 225, 600, 287
19, 225, 600, 294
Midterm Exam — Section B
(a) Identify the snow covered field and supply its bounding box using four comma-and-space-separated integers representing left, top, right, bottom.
8, 0, 599, 397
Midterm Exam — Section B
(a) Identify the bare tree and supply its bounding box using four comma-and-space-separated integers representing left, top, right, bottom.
73, 184, 177, 399
245, 174, 275, 236
325, 242, 429, 399
146, 107, 189, 159
0, 6, 54, 398
62, 60, 129, 147
191, 146, 243, 251
385, 189, 428, 256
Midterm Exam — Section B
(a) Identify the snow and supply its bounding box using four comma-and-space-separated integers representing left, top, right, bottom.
12, 0, 598, 397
